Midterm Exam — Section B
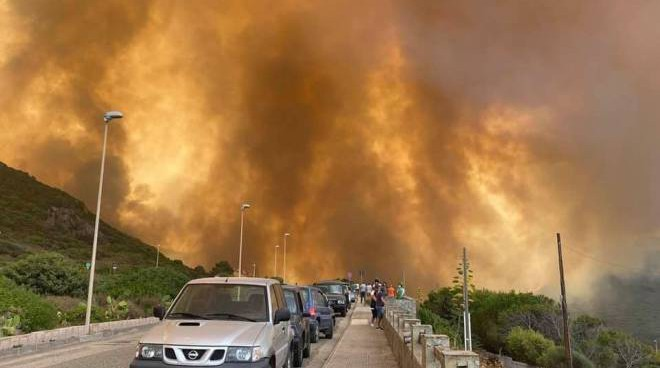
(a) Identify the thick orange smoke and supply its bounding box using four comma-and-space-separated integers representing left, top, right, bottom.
0, 1, 658, 304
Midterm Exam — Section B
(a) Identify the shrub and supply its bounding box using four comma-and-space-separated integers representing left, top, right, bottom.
418, 306, 460, 347
505, 327, 554, 365
2, 252, 87, 296
98, 267, 190, 300
0, 276, 58, 332
539, 346, 594, 368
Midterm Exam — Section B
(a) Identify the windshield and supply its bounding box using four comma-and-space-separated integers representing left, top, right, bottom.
168, 284, 268, 322
316, 284, 344, 294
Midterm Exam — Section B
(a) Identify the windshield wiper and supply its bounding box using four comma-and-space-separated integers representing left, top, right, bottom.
205, 313, 257, 322
167, 312, 210, 320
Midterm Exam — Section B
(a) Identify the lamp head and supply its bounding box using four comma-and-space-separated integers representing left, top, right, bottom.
284, 233, 291, 237
103, 111, 123, 122
241, 203, 251, 210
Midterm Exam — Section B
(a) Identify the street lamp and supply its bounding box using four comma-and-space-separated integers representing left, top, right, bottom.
238, 203, 251, 277
282, 233, 291, 283
84, 110, 123, 333
156, 244, 160, 268
274, 244, 279, 277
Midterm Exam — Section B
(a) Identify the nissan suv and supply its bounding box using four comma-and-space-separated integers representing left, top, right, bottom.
130, 277, 293, 368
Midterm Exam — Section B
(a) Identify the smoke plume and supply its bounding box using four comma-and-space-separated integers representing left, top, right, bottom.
1, 0, 658, 310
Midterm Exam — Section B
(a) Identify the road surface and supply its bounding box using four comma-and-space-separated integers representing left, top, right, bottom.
0, 309, 354, 368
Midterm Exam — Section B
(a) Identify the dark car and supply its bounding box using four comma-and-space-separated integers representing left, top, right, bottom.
313, 281, 349, 317
283, 286, 311, 367
299, 286, 335, 341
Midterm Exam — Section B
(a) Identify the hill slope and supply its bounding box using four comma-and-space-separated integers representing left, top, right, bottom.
0, 161, 192, 275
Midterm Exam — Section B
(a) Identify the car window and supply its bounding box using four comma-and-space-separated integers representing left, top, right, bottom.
283, 290, 300, 315
300, 289, 309, 305
313, 291, 326, 306
168, 284, 268, 322
316, 284, 344, 294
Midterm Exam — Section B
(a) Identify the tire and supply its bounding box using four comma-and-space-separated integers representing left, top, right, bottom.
292, 342, 303, 367
325, 324, 334, 339
303, 333, 311, 358
310, 324, 319, 343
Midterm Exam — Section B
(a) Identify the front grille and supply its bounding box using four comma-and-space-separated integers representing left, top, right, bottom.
165, 348, 176, 359
182, 349, 206, 361
210, 349, 225, 361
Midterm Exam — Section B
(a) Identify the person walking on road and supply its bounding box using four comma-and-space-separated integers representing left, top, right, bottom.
359, 283, 366, 304
369, 284, 377, 326
375, 285, 385, 329
387, 284, 395, 298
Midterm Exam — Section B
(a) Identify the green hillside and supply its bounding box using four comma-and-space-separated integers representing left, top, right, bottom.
0, 161, 191, 275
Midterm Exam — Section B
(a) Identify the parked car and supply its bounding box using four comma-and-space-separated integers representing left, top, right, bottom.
298, 286, 334, 341
282, 286, 311, 367
313, 281, 349, 317
131, 277, 293, 368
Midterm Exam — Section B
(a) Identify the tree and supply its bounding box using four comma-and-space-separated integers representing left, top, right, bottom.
538, 346, 594, 368
2, 252, 86, 296
192, 265, 208, 278
210, 261, 234, 277
505, 327, 555, 365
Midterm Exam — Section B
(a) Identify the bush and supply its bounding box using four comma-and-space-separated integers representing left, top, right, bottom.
98, 267, 190, 300
0, 276, 58, 332
418, 306, 460, 347
505, 327, 555, 365
539, 346, 594, 368
2, 252, 87, 296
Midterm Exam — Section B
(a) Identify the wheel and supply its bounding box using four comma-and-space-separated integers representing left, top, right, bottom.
325, 324, 334, 339
303, 333, 311, 358
310, 324, 319, 343
292, 342, 303, 367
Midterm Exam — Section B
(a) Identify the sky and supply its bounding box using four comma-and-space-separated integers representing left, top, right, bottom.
0, 0, 658, 305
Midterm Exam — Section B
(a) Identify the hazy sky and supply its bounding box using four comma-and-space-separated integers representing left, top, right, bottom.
1, 0, 658, 300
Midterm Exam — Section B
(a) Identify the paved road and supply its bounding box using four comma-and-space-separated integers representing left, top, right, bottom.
0, 308, 354, 368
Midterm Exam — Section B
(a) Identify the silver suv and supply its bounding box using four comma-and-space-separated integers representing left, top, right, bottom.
130, 277, 293, 368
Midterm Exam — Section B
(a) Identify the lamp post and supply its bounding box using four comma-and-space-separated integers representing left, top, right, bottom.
84, 110, 123, 334
283, 233, 290, 283
238, 203, 251, 277
156, 244, 160, 268
274, 244, 279, 277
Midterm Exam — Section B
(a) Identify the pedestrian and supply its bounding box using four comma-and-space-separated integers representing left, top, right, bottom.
375, 286, 385, 329
396, 283, 405, 299
387, 284, 395, 298
359, 283, 366, 304
369, 285, 377, 326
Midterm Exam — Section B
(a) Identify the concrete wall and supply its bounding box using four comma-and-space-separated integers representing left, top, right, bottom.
383, 298, 480, 368
0, 317, 158, 356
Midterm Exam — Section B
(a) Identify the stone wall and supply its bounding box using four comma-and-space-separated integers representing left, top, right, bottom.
383, 297, 480, 368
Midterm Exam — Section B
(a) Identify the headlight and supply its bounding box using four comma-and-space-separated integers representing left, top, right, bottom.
136, 344, 163, 360
337, 299, 345, 304
226, 346, 263, 362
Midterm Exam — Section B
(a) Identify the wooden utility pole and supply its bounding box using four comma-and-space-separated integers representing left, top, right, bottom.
556, 233, 573, 368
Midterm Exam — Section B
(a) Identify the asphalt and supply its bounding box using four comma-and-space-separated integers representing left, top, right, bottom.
0, 307, 357, 368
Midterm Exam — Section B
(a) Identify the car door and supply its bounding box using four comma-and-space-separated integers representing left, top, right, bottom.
271, 284, 289, 365
314, 291, 333, 322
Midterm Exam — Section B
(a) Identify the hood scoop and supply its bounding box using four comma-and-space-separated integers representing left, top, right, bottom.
178, 322, 201, 327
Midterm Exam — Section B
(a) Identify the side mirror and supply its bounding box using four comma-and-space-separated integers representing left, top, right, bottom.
302, 312, 311, 318
153, 306, 165, 320
274, 308, 291, 324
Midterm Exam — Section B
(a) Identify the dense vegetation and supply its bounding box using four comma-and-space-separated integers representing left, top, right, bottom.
419, 285, 659, 367
0, 162, 229, 337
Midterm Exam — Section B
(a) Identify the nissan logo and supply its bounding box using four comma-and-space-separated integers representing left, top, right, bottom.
187, 350, 199, 360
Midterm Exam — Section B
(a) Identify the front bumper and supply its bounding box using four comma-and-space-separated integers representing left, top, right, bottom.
329, 304, 347, 313
130, 358, 271, 368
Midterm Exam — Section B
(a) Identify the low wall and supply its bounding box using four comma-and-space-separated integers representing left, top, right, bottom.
383, 298, 479, 368
0, 317, 158, 356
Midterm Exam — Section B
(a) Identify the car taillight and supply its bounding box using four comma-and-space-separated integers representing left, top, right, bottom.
309, 307, 316, 317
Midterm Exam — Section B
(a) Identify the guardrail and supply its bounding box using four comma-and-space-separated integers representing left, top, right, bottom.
383, 297, 480, 368
0, 317, 158, 356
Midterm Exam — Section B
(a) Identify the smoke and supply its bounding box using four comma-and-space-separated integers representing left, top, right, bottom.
1, 0, 659, 308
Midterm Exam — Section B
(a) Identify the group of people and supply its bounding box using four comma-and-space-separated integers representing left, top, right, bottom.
357, 280, 406, 329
